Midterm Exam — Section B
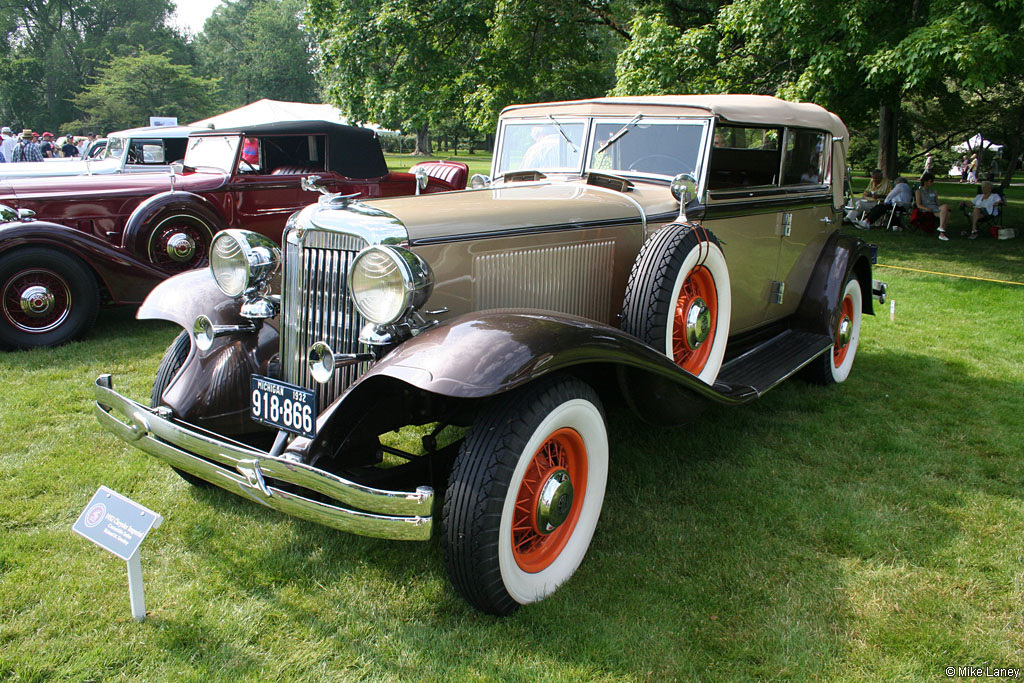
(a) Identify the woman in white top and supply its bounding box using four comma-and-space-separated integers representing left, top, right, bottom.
962, 181, 1004, 239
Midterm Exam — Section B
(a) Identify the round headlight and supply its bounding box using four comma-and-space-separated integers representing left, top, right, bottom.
210, 230, 281, 298
349, 246, 433, 325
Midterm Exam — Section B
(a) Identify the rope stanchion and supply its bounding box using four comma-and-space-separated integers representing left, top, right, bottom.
875, 263, 1024, 287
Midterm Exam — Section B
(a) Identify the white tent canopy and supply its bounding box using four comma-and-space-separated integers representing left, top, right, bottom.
953, 134, 1002, 154
191, 99, 390, 132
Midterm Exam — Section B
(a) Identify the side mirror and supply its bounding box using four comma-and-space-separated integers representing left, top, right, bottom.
170, 162, 185, 175
414, 167, 429, 195
670, 173, 698, 222
470, 173, 491, 189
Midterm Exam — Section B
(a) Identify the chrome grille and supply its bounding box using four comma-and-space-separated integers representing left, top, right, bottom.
281, 229, 369, 412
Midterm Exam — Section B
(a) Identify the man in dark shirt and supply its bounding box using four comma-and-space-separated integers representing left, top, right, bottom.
60, 135, 79, 157
39, 131, 56, 158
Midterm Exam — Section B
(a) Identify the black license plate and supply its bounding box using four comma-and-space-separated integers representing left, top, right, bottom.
250, 375, 317, 439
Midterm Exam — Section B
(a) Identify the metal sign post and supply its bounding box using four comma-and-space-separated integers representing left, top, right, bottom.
73, 486, 163, 622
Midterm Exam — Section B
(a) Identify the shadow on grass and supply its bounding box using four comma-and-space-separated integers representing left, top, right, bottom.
133, 339, 1021, 677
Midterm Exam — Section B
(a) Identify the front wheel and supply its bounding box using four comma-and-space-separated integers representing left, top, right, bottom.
0, 247, 100, 349
804, 276, 862, 385
146, 212, 215, 273
442, 377, 608, 615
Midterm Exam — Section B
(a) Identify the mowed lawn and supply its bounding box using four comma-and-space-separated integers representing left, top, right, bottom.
1, 178, 1023, 680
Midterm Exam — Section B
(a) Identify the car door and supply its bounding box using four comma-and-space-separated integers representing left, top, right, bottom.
772, 128, 834, 320
231, 134, 334, 237
702, 124, 786, 333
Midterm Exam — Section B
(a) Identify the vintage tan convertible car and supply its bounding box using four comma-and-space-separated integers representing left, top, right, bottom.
94, 95, 886, 615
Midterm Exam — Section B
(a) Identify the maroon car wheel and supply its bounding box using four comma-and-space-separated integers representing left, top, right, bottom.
0, 248, 100, 350
146, 213, 214, 273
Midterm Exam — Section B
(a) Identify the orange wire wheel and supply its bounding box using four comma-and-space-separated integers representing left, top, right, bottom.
671, 264, 718, 373
510, 427, 588, 573
832, 291, 855, 368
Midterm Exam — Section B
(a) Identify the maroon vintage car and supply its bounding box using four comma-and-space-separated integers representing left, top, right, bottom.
0, 120, 468, 349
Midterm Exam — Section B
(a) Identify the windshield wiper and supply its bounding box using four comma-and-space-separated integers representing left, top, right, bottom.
597, 113, 643, 155
547, 115, 577, 154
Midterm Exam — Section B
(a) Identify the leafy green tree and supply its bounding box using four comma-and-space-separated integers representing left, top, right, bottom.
194, 0, 318, 110
71, 50, 218, 133
308, 0, 629, 153
307, 0, 490, 154
611, 0, 1023, 180
465, 0, 626, 132
0, 0, 192, 131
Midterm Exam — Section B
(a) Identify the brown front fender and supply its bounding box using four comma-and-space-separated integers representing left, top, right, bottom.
298, 309, 739, 462
141, 269, 279, 437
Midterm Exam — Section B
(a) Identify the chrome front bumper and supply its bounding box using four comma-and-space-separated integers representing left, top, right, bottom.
93, 374, 433, 541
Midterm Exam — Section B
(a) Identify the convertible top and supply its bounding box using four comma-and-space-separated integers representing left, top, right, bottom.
190, 120, 389, 179
500, 95, 848, 143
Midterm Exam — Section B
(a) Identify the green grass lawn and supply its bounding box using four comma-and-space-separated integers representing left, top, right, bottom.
385, 152, 493, 178
2, 219, 1023, 680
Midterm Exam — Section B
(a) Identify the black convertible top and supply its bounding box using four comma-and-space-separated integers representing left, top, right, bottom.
190, 120, 388, 179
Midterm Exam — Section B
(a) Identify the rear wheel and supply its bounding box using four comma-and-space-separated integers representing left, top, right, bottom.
442, 377, 608, 615
804, 275, 862, 385
151, 330, 211, 487
0, 247, 100, 349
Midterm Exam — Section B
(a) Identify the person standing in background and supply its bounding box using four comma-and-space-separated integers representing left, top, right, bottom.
60, 135, 79, 157
0, 127, 15, 163
39, 131, 55, 158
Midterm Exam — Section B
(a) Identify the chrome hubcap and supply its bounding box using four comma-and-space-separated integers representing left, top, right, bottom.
685, 298, 711, 349
838, 316, 852, 347
166, 232, 197, 262
536, 469, 574, 534
19, 285, 55, 317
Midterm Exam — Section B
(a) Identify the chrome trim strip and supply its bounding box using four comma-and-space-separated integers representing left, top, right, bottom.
407, 215, 644, 247
94, 375, 433, 541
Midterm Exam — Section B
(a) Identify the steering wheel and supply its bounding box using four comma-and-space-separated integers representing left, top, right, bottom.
628, 155, 687, 173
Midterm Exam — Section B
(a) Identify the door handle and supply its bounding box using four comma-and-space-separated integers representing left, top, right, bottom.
820, 217, 834, 224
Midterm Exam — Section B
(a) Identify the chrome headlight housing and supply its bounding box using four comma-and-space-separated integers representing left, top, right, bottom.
210, 229, 281, 298
348, 245, 433, 325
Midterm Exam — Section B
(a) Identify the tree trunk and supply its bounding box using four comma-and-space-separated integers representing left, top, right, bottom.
877, 104, 899, 179
413, 126, 432, 156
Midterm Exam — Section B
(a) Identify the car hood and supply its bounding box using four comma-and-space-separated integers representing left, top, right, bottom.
308, 181, 648, 243
0, 170, 228, 204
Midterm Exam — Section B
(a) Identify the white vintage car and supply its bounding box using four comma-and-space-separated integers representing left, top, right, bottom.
0, 125, 198, 180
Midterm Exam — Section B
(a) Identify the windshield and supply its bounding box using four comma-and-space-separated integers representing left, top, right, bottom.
104, 136, 125, 160
496, 120, 587, 175
587, 120, 706, 178
184, 135, 241, 172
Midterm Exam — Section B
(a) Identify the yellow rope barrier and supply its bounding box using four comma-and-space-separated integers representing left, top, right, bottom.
876, 263, 1024, 287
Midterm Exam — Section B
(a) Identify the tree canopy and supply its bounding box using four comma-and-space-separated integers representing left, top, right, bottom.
71, 50, 218, 133
194, 0, 318, 110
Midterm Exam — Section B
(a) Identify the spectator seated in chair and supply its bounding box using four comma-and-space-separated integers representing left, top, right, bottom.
852, 176, 913, 230
911, 172, 952, 241
959, 181, 1004, 239
845, 168, 891, 225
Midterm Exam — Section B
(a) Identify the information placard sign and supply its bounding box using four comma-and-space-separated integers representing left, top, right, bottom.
73, 486, 161, 562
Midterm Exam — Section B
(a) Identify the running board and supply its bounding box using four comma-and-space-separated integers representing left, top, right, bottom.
713, 330, 833, 400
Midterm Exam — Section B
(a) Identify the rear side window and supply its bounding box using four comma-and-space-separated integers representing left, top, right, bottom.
782, 129, 828, 186
708, 125, 782, 189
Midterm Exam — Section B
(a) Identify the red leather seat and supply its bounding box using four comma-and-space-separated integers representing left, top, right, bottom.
270, 166, 321, 175
409, 161, 469, 190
